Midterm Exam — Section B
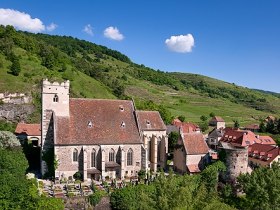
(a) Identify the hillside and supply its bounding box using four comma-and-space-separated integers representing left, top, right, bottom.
0, 25, 280, 125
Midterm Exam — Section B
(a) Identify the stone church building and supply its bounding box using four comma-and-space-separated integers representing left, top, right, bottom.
41, 79, 168, 181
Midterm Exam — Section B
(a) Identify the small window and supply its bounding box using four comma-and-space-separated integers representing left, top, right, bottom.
53, 94, 59, 102
121, 121, 125, 128
109, 149, 115, 162
127, 148, 133, 166
91, 149, 96, 167
119, 105, 124, 111
73, 148, 78, 162
146, 120, 151, 125
88, 121, 93, 128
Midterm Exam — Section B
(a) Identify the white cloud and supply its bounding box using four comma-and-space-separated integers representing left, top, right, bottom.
104, 26, 124, 41
83, 24, 93, 36
46, 23, 58, 32
165, 34, 195, 53
0, 8, 58, 33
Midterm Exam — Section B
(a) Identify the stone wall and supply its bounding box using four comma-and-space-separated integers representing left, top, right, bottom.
0, 93, 32, 104
0, 104, 34, 122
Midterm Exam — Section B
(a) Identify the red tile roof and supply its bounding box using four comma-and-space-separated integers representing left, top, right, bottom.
15, 123, 41, 136
172, 120, 200, 134
210, 116, 225, 122
172, 118, 182, 127
136, 111, 166, 131
245, 124, 260, 130
182, 133, 209, 155
248, 143, 280, 163
187, 164, 201, 173
258, 136, 276, 145
181, 123, 200, 133
55, 99, 141, 145
220, 129, 261, 147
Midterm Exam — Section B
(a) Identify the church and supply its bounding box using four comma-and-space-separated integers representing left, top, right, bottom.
41, 79, 168, 181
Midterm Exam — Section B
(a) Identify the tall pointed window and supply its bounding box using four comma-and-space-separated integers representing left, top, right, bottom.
109, 149, 115, 162
91, 149, 96, 167
127, 148, 133, 166
73, 148, 78, 162
53, 94, 59, 102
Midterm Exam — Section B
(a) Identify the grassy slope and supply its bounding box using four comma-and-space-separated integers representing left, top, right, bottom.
0, 47, 115, 99
0, 29, 279, 126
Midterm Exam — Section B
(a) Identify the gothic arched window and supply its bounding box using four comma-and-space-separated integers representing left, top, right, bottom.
109, 149, 115, 162
91, 149, 96, 167
53, 94, 59, 102
127, 148, 133, 166
73, 148, 78, 162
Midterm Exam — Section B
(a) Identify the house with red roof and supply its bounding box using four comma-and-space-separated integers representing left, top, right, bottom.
15, 123, 41, 146
173, 132, 209, 174
248, 144, 280, 168
171, 119, 201, 133
41, 79, 168, 181
209, 116, 225, 129
244, 124, 260, 132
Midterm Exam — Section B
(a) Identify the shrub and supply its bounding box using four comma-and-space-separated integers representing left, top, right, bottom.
73, 171, 83, 181
88, 190, 106, 206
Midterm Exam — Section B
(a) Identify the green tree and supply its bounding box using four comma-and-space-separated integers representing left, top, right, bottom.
233, 119, 240, 129
199, 121, 209, 132
259, 120, 266, 133
178, 115, 186, 122
266, 119, 275, 133
0, 131, 20, 148
138, 169, 146, 180
209, 112, 216, 118
200, 115, 208, 122
168, 131, 179, 153
10, 56, 21, 76
238, 163, 280, 210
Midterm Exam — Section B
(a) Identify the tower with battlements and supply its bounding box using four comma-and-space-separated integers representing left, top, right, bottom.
41, 79, 70, 175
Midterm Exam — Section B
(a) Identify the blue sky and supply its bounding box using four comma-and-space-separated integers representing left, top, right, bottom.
1, 0, 280, 92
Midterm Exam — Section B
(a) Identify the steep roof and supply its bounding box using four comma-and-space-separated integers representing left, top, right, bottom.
181, 123, 200, 134
15, 123, 41, 136
136, 111, 166, 131
220, 129, 261, 147
210, 116, 225, 122
182, 133, 209, 155
248, 143, 280, 163
55, 99, 141, 145
166, 125, 179, 134
208, 127, 225, 138
172, 120, 200, 134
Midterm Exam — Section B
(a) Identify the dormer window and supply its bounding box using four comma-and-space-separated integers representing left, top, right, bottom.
88, 121, 93, 128
53, 94, 59, 102
121, 121, 125, 128
119, 105, 124, 112
146, 120, 151, 125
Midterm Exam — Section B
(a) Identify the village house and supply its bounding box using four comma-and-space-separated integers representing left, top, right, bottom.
173, 120, 209, 174
244, 124, 260, 132
207, 127, 225, 150
208, 116, 225, 129
15, 122, 41, 146
41, 79, 168, 181
248, 144, 280, 168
